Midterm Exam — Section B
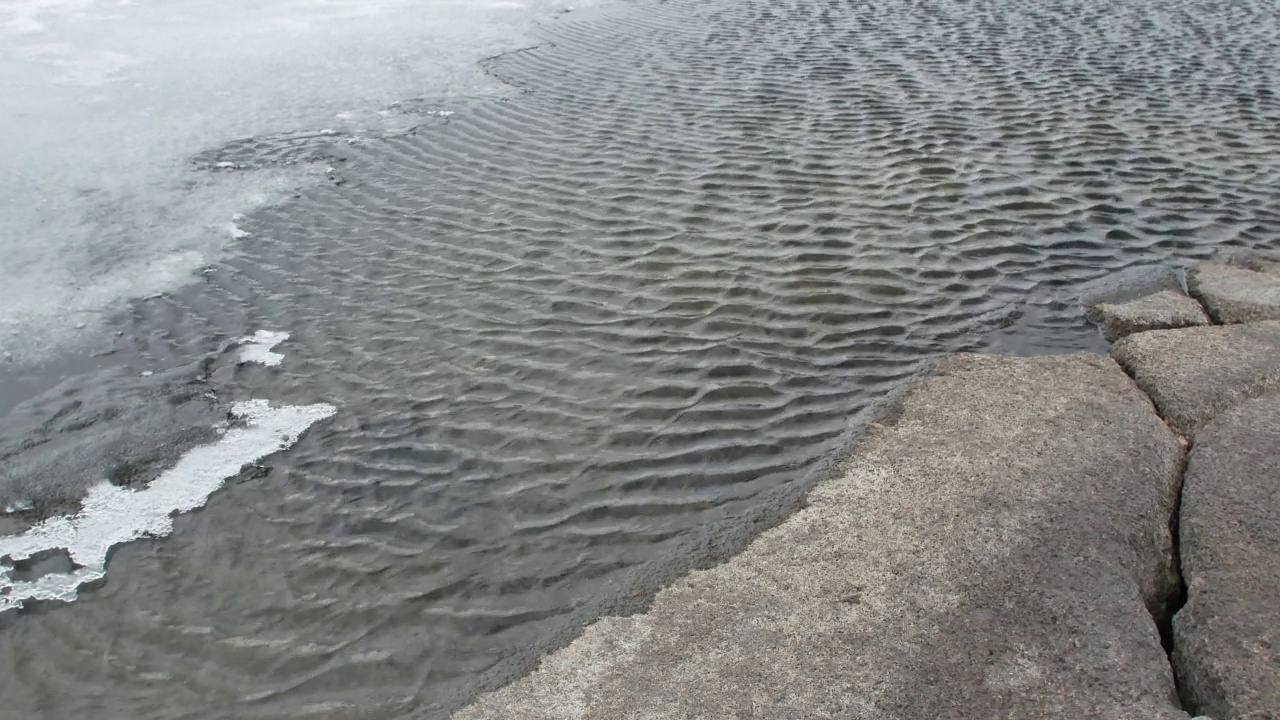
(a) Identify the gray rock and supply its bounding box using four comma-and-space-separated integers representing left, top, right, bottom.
1079, 264, 1186, 308
1187, 264, 1280, 324
1091, 290, 1211, 342
1111, 321, 1280, 439
455, 354, 1188, 720
1173, 393, 1280, 720
1245, 258, 1280, 277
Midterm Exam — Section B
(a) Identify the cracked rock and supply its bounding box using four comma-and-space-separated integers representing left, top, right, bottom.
1111, 321, 1280, 439
1091, 290, 1211, 342
1187, 263, 1280, 324
1173, 392, 1280, 720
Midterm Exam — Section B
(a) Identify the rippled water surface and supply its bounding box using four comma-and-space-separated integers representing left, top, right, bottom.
4, 0, 1280, 717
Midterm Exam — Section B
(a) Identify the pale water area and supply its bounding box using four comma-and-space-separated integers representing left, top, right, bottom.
0, 0, 587, 362
2, 0, 1280, 718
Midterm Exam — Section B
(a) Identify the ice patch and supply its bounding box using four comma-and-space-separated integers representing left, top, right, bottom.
2, 0, 604, 364
238, 330, 289, 366
12, 43, 139, 86
0, 0, 97, 35
0, 399, 336, 612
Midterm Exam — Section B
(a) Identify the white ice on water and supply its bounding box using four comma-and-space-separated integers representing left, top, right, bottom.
1, 330, 336, 611
238, 329, 290, 366
0, 398, 337, 612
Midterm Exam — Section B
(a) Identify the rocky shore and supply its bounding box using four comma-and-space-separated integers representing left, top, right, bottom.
454, 259, 1280, 720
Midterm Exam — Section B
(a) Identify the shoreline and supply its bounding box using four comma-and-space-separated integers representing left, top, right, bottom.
453, 258, 1280, 719
6, 0, 1280, 710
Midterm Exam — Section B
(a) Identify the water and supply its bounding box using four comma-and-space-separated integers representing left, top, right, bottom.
0, 0, 585, 363
3, 0, 1280, 717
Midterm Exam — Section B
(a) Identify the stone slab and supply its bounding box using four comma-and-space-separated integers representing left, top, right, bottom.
1111, 321, 1280, 439
1188, 264, 1280, 324
455, 354, 1188, 720
1173, 393, 1280, 720
1245, 258, 1280, 277
1092, 290, 1211, 342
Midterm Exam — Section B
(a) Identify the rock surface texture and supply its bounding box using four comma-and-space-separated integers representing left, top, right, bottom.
1187, 264, 1280, 324
1092, 290, 1211, 341
1111, 321, 1280, 439
455, 354, 1189, 720
1173, 393, 1280, 720
1245, 258, 1280, 277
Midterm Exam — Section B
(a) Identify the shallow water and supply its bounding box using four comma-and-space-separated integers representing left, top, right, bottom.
3, 0, 1280, 717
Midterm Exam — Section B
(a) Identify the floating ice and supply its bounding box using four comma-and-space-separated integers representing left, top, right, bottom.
238, 329, 289, 366
226, 221, 251, 240
0, 399, 336, 612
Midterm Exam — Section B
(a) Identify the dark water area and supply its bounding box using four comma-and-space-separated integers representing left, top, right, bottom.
3, 0, 1280, 717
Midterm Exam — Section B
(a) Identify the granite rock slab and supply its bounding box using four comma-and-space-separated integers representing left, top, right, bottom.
1188, 264, 1280, 324
1092, 290, 1211, 342
1174, 393, 1280, 720
1111, 321, 1280, 439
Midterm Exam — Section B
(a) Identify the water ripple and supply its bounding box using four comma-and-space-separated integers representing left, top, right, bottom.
3, 0, 1280, 717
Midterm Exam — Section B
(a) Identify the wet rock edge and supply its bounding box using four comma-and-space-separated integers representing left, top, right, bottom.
444, 257, 1280, 719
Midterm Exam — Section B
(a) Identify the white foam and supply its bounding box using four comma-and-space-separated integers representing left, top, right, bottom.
0, 399, 336, 612
238, 329, 289, 366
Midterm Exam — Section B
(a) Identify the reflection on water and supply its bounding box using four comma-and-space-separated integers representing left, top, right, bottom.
3, 0, 1280, 717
